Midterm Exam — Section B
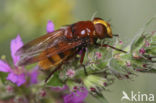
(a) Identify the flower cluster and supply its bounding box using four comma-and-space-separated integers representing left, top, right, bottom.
109, 24, 156, 78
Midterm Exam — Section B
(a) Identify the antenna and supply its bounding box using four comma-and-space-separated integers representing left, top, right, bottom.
91, 11, 98, 20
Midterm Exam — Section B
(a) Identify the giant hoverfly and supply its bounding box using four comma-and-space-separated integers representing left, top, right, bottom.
16, 18, 126, 82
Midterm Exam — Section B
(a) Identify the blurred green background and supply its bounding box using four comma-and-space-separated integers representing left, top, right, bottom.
0, 0, 156, 103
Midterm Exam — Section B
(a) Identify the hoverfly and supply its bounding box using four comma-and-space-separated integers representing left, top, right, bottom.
16, 18, 126, 82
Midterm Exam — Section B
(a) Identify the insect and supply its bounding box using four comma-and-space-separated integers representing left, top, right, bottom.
16, 18, 126, 82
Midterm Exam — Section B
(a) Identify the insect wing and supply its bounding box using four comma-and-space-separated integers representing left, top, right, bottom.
16, 30, 84, 66
16, 30, 64, 56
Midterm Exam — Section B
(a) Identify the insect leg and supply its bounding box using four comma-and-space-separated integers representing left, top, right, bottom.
80, 48, 88, 75
80, 48, 86, 64
96, 43, 127, 53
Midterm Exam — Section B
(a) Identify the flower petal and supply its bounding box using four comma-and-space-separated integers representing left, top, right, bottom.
64, 87, 88, 103
16, 73, 26, 86
10, 35, 23, 65
0, 60, 11, 72
66, 69, 75, 78
7, 72, 26, 86
7, 72, 18, 83
46, 20, 54, 33
29, 66, 39, 84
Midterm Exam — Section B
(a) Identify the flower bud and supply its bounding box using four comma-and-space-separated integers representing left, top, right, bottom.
139, 48, 145, 55
6, 85, 14, 93
83, 75, 107, 92
39, 90, 46, 97
66, 69, 75, 78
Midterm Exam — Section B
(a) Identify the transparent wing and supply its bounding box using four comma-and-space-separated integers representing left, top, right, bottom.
16, 29, 85, 66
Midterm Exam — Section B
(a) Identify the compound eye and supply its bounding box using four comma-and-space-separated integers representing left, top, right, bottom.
94, 23, 107, 38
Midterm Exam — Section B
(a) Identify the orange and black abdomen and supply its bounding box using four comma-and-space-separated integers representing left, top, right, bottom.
39, 50, 73, 70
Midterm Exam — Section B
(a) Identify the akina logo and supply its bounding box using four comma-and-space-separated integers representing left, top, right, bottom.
121, 91, 155, 102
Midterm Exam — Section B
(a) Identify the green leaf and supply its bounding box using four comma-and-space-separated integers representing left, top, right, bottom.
66, 80, 78, 90
0, 72, 7, 84
145, 47, 156, 55
131, 35, 145, 53
46, 72, 63, 87
83, 75, 107, 89
130, 27, 145, 54
120, 53, 132, 60
108, 58, 127, 74
96, 62, 107, 69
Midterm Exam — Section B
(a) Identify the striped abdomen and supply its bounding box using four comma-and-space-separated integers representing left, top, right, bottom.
39, 50, 72, 70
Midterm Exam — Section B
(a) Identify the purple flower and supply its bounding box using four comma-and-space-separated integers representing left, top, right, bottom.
10, 35, 23, 65
139, 48, 145, 55
64, 87, 88, 103
46, 20, 54, 33
7, 70, 26, 86
0, 60, 11, 72
0, 35, 39, 86
0, 35, 26, 86
66, 69, 75, 78
0, 21, 54, 86
28, 66, 39, 84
